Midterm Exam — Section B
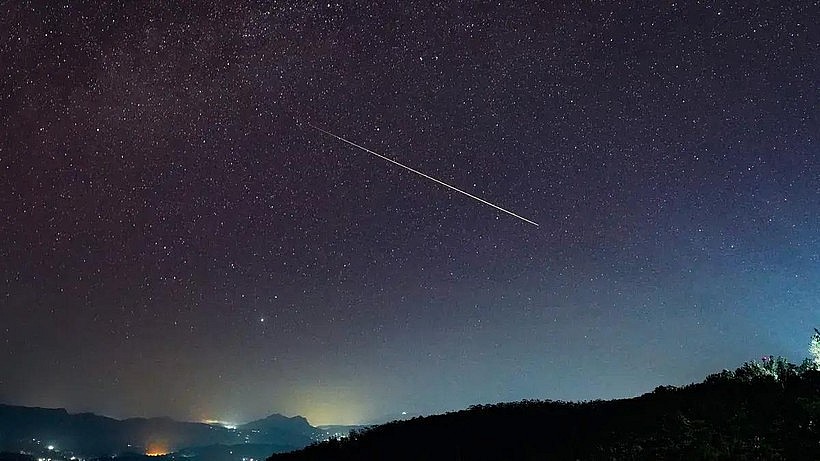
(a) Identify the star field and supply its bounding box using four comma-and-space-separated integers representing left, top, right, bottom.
0, 1, 817, 425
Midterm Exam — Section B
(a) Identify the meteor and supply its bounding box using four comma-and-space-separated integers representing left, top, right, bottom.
307, 123, 539, 227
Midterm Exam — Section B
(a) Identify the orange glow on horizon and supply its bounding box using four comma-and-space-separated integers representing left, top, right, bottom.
145, 440, 169, 456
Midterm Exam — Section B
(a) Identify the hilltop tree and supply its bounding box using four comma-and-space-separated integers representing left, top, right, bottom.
810, 328, 820, 370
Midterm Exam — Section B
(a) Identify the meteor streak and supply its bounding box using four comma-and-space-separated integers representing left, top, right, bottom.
307, 123, 539, 227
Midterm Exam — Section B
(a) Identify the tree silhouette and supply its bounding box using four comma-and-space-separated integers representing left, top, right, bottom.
810, 328, 820, 370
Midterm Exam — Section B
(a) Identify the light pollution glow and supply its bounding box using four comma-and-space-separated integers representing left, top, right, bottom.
145, 440, 170, 456
284, 386, 371, 426
202, 419, 238, 429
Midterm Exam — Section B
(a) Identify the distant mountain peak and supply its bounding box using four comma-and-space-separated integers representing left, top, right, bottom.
262, 413, 298, 420
242, 413, 313, 431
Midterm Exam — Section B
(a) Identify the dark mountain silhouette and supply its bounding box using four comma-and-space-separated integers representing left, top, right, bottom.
0, 453, 36, 461
270, 359, 820, 460
0, 405, 322, 457
316, 425, 367, 438
176, 443, 295, 461
240, 414, 321, 447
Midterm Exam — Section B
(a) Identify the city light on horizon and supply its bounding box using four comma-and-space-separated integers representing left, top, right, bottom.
145, 441, 170, 457
201, 419, 238, 429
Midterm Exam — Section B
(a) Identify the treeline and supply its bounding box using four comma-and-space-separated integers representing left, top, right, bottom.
269, 358, 820, 460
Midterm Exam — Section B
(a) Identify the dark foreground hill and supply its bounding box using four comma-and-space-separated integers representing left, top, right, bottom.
270, 360, 820, 460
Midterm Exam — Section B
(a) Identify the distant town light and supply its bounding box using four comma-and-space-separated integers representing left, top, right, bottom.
202, 419, 237, 429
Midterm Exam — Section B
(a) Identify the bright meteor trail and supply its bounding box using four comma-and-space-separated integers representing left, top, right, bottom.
307, 123, 539, 227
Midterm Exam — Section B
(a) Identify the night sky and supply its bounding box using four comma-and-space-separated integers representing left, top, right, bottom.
1, 2, 817, 426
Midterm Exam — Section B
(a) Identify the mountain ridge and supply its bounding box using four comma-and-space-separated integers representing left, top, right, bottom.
270, 360, 820, 460
0, 404, 324, 457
